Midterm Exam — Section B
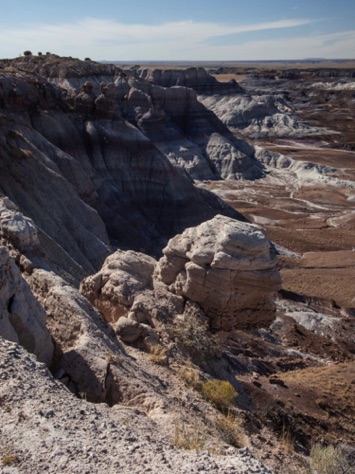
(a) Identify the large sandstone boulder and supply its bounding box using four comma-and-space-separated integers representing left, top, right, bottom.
81, 216, 281, 335
80, 250, 157, 323
80, 250, 184, 347
156, 215, 281, 330
0, 247, 53, 365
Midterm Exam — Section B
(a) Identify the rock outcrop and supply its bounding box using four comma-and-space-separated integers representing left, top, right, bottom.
25, 266, 177, 405
80, 250, 157, 323
1, 57, 264, 182
0, 63, 242, 280
137, 67, 243, 94
156, 215, 281, 330
81, 216, 281, 334
27, 268, 125, 403
0, 337, 274, 474
200, 93, 326, 138
0, 247, 53, 365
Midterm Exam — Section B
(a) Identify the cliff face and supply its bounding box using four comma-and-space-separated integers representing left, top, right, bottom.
0, 61, 246, 280
6, 57, 263, 181
137, 67, 243, 94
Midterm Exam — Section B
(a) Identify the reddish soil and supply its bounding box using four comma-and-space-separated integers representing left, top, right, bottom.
202, 72, 355, 455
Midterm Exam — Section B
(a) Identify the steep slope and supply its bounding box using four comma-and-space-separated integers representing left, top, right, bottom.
0, 62, 242, 280
4, 56, 264, 181
0, 337, 275, 474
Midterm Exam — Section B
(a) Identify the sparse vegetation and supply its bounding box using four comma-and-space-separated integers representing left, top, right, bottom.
148, 344, 168, 366
176, 364, 202, 390
280, 425, 295, 454
1, 453, 19, 466
213, 410, 245, 448
310, 443, 354, 474
172, 420, 206, 451
201, 379, 237, 410
171, 303, 221, 360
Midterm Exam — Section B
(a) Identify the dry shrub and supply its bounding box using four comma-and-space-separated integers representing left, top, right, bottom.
310, 443, 354, 474
1, 454, 18, 466
172, 420, 206, 451
148, 344, 168, 366
201, 379, 237, 410
280, 426, 295, 454
214, 410, 246, 448
171, 302, 221, 360
176, 364, 202, 390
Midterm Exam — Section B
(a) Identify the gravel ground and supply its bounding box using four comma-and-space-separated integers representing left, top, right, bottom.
0, 337, 274, 474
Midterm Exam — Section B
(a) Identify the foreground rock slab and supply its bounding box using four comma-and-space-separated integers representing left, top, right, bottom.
0, 337, 274, 474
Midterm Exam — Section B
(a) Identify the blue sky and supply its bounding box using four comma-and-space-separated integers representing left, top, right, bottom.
0, 0, 354, 60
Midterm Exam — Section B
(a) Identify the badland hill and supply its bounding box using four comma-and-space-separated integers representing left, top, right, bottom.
0, 54, 354, 473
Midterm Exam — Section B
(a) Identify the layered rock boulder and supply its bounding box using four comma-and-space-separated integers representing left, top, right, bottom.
81, 216, 281, 334
156, 215, 281, 330
80, 250, 157, 323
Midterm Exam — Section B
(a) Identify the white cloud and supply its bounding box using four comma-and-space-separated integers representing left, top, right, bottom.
206, 30, 355, 60
1, 17, 353, 60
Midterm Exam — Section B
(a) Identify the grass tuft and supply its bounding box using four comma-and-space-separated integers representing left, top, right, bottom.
148, 344, 168, 366
310, 443, 354, 474
172, 420, 206, 451
214, 410, 246, 448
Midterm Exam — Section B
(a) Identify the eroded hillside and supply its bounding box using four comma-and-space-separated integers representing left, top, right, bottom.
0, 56, 354, 474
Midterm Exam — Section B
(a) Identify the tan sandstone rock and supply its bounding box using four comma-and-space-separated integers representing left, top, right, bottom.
80, 250, 157, 323
81, 216, 280, 336
156, 215, 281, 330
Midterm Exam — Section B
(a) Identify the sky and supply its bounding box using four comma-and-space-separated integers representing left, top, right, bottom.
0, 0, 354, 61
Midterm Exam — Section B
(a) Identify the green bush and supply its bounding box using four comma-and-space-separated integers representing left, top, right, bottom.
23, 50, 32, 56
201, 379, 237, 409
